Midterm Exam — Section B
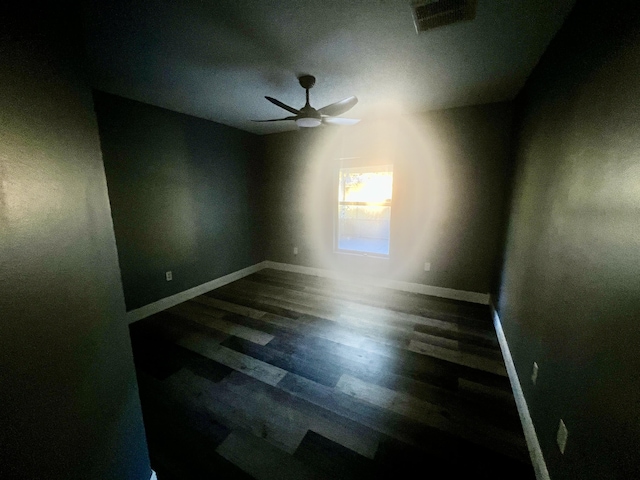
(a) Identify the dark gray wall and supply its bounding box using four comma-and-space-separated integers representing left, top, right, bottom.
498, 1, 640, 478
94, 92, 264, 311
262, 102, 513, 294
0, 3, 150, 480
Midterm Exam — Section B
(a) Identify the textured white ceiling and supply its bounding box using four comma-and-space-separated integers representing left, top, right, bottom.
82, 0, 576, 135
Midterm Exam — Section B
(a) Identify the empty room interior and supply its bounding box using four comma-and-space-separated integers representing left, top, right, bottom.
2, 1, 639, 479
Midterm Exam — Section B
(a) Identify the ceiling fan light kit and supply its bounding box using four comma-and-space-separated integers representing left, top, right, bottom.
254, 74, 360, 129
296, 117, 322, 128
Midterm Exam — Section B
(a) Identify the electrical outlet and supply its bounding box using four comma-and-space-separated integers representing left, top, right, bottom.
293, 247, 298, 255
165, 271, 173, 281
424, 262, 431, 271
531, 362, 539, 385
557, 419, 568, 454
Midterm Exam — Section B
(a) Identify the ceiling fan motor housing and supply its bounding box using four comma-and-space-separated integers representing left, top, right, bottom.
299, 104, 321, 119
298, 75, 316, 89
296, 104, 321, 127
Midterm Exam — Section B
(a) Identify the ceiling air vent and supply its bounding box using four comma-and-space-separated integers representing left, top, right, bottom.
411, 0, 477, 33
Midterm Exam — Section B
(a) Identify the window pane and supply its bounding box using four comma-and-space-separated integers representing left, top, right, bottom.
338, 205, 391, 255
339, 166, 393, 203
337, 165, 393, 256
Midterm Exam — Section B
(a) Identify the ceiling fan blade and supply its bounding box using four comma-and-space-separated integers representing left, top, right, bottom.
265, 96, 300, 115
318, 96, 358, 116
322, 116, 360, 126
252, 116, 297, 123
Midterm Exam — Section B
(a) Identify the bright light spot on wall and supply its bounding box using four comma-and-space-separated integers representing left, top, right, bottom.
298, 113, 451, 280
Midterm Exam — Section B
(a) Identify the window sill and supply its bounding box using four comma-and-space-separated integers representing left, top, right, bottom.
333, 249, 390, 260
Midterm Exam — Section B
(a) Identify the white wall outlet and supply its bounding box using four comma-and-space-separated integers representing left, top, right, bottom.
293, 246, 298, 255
557, 419, 568, 454
165, 271, 173, 281
424, 262, 431, 271
532, 362, 539, 385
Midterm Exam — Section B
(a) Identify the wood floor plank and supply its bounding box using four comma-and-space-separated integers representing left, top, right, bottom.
142, 364, 369, 460
132, 330, 234, 384
339, 309, 498, 347
236, 276, 496, 346
129, 329, 185, 380
224, 279, 499, 353
219, 282, 341, 321
216, 430, 325, 480
217, 312, 517, 430
408, 339, 508, 376
234, 308, 408, 360
131, 269, 534, 479
135, 371, 255, 480
161, 292, 512, 404
172, 301, 275, 345
177, 333, 287, 386
277, 371, 528, 464
137, 370, 232, 448
155, 368, 308, 455
411, 324, 499, 350
374, 434, 536, 480
373, 435, 451, 479
192, 294, 267, 319
149, 310, 231, 344
335, 373, 444, 424
205, 289, 304, 320
293, 430, 376, 480
408, 329, 502, 359
286, 317, 508, 389
254, 269, 492, 326
216, 308, 508, 392
263, 331, 460, 391
220, 335, 343, 387
197, 288, 498, 377
222, 372, 382, 459
458, 377, 518, 405
334, 374, 528, 461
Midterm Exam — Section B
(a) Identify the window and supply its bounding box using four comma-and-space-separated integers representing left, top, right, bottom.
337, 164, 393, 256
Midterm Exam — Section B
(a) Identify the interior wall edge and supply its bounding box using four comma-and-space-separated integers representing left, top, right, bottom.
127, 261, 269, 322
491, 301, 550, 480
264, 261, 490, 305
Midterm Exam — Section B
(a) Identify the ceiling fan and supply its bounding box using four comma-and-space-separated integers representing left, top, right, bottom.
253, 75, 360, 128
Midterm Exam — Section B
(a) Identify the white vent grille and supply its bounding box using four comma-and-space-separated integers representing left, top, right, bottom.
411, 0, 477, 33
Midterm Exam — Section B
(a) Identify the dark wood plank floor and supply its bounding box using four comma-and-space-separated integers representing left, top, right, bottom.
130, 269, 534, 480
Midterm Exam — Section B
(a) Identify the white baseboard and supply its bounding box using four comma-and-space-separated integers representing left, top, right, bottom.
126, 261, 268, 322
127, 259, 489, 323
263, 261, 490, 305
492, 305, 550, 480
